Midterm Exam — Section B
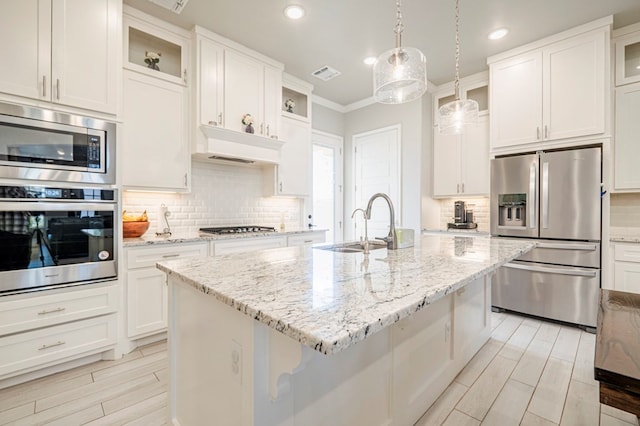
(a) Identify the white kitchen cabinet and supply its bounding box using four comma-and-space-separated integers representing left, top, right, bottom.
0, 314, 116, 379
122, 70, 189, 191
124, 7, 188, 86
614, 82, 640, 190
287, 231, 326, 247
433, 115, 489, 197
264, 116, 311, 196
223, 50, 281, 138
614, 24, 640, 86
0, 283, 118, 380
263, 74, 313, 196
0, 0, 119, 114
193, 27, 283, 141
120, 8, 191, 191
489, 21, 609, 150
125, 242, 208, 338
212, 236, 287, 256
613, 243, 640, 294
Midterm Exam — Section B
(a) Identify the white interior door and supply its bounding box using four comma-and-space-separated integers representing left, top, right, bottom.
353, 125, 401, 241
312, 131, 343, 243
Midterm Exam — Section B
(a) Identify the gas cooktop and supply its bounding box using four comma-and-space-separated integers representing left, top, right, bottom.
199, 226, 277, 234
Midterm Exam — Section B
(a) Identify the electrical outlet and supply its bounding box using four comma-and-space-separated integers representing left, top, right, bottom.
231, 339, 242, 384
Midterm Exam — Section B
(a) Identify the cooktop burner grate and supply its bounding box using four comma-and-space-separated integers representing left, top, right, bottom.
199, 226, 277, 234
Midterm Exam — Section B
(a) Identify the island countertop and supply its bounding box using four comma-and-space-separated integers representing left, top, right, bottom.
157, 234, 535, 355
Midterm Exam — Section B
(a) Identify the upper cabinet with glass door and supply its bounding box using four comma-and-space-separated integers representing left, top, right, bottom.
615, 23, 640, 86
124, 10, 188, 86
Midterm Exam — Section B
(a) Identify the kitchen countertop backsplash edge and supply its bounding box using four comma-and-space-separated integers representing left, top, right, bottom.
123, 228, 328, 247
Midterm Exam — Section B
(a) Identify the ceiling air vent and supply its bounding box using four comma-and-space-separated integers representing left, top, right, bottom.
148, 0, 189, 14
311, 65, 341, 82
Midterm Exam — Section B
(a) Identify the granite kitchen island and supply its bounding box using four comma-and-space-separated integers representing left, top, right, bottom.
157, 234, 534, 426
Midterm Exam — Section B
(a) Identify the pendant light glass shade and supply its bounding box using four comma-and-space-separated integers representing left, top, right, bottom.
373, 0, 427, 104
374, 47, 426, 104
438, 0, 478, 134
438, 98, 479, 135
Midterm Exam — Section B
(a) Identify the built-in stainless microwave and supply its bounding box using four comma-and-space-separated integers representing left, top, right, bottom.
0, 102, 115, 184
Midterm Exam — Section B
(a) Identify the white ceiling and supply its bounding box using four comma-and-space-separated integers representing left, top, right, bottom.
124, 0, 640, 107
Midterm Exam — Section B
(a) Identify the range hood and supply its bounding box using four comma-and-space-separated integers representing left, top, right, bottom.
192, 124, 285, 165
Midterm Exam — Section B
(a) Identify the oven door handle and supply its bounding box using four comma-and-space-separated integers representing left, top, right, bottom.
503, 262, 597, 278
0, 202, 115, 211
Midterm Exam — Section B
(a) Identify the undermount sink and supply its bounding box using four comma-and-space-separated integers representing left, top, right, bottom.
314, 241, 386, 253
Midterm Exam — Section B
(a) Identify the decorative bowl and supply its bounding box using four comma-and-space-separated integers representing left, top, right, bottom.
123, 221, 150, 238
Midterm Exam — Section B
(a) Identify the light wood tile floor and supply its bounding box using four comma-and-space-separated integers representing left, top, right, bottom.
1, 313, 639, 425
416, 312, 640, 426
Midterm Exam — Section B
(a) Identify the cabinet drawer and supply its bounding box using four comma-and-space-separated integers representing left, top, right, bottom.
0, 285, 118, 337
213, 237, 286, 256
126, 242, 208, 269
287, 232, 326, 247
0, 314, 116, 378
614, 244, 640, 263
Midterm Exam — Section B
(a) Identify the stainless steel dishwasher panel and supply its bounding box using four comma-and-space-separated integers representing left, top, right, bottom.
492, 260, 600, 327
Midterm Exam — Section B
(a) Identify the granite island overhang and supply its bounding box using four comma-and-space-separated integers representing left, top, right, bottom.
157, 234, 535, 425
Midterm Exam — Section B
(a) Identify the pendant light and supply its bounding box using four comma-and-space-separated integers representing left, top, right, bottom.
373, 0, 427, 104
438, 0, 478, 134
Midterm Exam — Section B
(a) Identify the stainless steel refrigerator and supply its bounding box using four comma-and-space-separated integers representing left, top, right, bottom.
490, 146, 601, 328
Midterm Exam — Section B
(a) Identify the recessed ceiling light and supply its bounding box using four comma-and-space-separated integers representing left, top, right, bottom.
363, 56, 377, 66
284, 5, 305, 20
488, 28, 509, 40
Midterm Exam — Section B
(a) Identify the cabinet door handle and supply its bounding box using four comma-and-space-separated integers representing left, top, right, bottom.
184, 172, 187, 187
260, 123, 264, 135
544, 125, 548, 139
42, 75, 46, 97
461, 183, 464, 193
38, 307, 66, 315
457, 183, 460, 193
218, 113, 223, 126
208, 120, 218, 127
279, 182, 283, 192
536, 127, 540, 140
266, 124, 270, 136
162, 254, 180, 258
56, 79, 60, 100
183, 69, 187, 83
39, 341, 66, 351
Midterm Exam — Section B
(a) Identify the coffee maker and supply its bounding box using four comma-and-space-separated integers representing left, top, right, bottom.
448, 200, 478, 230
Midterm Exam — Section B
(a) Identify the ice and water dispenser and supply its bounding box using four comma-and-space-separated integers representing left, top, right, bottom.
497, 193, 527, 227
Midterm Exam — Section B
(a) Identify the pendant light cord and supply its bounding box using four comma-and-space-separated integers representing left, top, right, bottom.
454, 0, 461, 100
394, 0, 403, 49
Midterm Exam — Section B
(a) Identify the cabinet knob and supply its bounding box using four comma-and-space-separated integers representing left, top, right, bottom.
208, 120, 218, 127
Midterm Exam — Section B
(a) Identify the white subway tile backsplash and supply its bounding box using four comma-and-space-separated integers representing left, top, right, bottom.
123, 161, 302, 233
610, 193, 640, 228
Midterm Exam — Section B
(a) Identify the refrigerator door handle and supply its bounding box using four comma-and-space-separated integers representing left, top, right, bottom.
536, 242, 598, 251
503, 262, 597, 278
529, 162, 536, 229
541, 161, 549, 229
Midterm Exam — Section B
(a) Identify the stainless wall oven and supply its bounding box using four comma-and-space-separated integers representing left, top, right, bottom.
0, 185, 117, 294
0, 102, 115, 184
